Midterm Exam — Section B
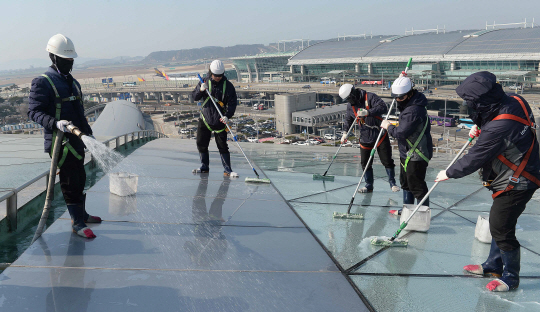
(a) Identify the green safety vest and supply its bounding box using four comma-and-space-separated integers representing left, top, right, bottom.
201, 80, 227, 133
41, 74, 83, 168
402, 116, 430, 172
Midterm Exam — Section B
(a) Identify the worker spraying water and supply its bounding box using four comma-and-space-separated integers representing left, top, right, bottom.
28, 34, 101, 239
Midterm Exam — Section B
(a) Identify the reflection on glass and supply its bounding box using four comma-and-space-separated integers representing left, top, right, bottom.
39, 234, 94, 311
184, 178, 230, 267
108, 194, 138, 216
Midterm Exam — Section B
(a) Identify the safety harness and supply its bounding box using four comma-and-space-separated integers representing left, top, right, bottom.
402, 115, 430, 172
41, 74, 83, 168
354, 93, 387, 150
491, 95, 540, 199
201, 80, 227, 133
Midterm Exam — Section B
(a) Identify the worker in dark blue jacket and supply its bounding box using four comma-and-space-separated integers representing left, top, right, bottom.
435, 71, 540, 292
381, 77, 433, 215
192, 60, 238, 177
28, 34, 99, 239
339, 84, 399, 193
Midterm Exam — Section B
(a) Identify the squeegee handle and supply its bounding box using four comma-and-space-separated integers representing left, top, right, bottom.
405, 58, 413, 72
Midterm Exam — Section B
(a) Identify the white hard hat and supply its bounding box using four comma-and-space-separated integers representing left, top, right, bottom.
46, 34, 77, 58
210, 60, 225, 75
339, 84, 354, 100
391, 77, 413, 98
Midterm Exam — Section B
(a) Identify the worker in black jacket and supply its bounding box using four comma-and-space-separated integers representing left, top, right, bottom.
339, 84, 399, 193
435, 71, 540, 292
192, 60, 238, 177
381, 76, 433, 216
28, 34, 100, 238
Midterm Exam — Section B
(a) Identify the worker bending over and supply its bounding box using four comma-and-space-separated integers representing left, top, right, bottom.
339, 84, 399, 193
435, 71, 540, 292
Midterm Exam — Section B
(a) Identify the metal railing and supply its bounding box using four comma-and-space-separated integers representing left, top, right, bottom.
0, 130, 167, 233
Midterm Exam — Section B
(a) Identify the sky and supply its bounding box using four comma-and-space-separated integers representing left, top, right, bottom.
1, 0, 539, 66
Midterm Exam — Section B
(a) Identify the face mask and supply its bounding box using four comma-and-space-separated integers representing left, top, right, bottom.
54, 56, 74, 75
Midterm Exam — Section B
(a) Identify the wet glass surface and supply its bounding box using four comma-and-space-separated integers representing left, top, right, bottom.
3, 138, 539, 311
0, 267, 364, 312
1, 139, 368, 311
250, 146, 540, 311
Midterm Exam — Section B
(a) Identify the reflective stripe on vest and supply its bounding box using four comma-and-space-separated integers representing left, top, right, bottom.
402, 116, 430, 171
201, 79, 227, 133
491, 95, 540, 199
40, 74, 83, 167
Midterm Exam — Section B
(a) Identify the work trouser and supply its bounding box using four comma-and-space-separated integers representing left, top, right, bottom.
399, 158, 428, 200
490, 188, 537, 251
360, 136, 395, 170
59, 152, 86, 205
196, 119, 229, 154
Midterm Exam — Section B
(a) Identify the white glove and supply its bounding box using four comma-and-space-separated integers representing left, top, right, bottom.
435, 170, 449, 182
56, 120, 72, 132
220, 116, 229, 124
380, 120, 391, 130
469, 125, 481, 138
200, 82, 208, 92
358, 109, 369, 117
340, 133, 348, 144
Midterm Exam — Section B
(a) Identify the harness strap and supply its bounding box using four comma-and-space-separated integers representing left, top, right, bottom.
492, 96, 540, 198
201, 79, 227, 133
402, 116, 430, 171
40, 74, 83, 167
360, 133, 387, 150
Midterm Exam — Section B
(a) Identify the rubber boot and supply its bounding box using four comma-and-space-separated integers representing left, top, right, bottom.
193, 152, 209, 173
464, 239, 503, 277
486, 247, 520, 291
220, 153, 238, 177
358, 168, 374, 193
385, 167, 400, 192
81, 194, 101, 224
67, 204, 96, 238
390, 190, 414, 216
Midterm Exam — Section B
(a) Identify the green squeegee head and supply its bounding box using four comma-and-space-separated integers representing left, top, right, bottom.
245, 177, 271, 184
370, 236, 408, 247
332, 211, 364, 220
313, 174, 335, 181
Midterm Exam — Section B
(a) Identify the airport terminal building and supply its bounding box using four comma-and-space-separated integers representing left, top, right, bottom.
232, 25, 540, 87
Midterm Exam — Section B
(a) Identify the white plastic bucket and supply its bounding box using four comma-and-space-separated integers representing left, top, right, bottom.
109, 172, 138, 196
400, 204, 431, 232
475, 215, 492, 243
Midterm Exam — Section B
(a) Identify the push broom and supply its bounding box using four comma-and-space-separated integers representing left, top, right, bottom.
371, 135, 477, 247
333, 58, 413, 220
197, 74, 270, 184
313, 115, 360, 182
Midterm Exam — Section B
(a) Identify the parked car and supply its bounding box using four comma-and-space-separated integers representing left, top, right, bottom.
307, 139, 321, 145
247, 137, 259, 143
324, 134, 337, 140
381, 86, 389, 91
302, 85, 311, 89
